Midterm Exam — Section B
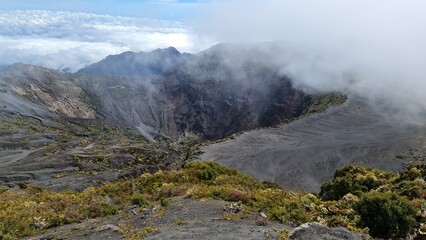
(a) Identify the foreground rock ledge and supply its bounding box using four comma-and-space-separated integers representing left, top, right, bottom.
288, 222, 370, 240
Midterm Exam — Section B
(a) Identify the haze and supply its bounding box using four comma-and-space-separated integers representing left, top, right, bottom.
1, 0, 426, 122
196, 0, 426, 124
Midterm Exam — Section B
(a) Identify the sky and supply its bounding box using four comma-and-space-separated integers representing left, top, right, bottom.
0, 0, 210, 71
199, 0, 426, 124
0, 0, 202, 20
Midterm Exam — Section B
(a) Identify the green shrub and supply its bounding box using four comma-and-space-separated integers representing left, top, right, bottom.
320, 165, 395, 200
17, 182, 28, 189
101, 203, 119, 216
47, 215, 69, 228
354, 191, 416, 239
270, 200, 310, 225
131, 197, 147, 207
395, 180, 426, 199
160, 198, 169, 207
211, 187, 226, 199
87, 202, 103, 218
320, 177, 358, 200
185, 161, 238, 181
398, 164, 426, 181
196, 169, 215, 181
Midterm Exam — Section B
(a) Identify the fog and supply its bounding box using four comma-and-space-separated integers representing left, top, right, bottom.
2, 1, 426, 123
195, 0, 426, 124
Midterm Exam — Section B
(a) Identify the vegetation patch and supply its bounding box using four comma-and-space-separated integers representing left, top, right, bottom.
301, 92, 347, 116
0, 162, 424, 239
354, 191, 416, 239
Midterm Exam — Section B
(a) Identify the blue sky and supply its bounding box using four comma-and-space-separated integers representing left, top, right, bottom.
0, 0, 218, 71
0, 0, 203, 21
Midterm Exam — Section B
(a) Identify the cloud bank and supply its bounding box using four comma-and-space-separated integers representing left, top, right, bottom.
196, 0, 426, 124
0, 10, 208, 71
2, 2, 426, 123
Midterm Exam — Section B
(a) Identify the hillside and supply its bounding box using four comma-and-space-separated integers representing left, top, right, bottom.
0, 162, 424, 239
1, 44, 425, 240
0, 45, 337, 190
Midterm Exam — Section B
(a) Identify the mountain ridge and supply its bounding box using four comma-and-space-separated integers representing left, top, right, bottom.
78, 46, 192, 78
0, 44, 334, 191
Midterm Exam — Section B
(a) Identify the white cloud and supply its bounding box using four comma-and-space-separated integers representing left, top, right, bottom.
196, 0, 426, 124
0, 10, 209, 71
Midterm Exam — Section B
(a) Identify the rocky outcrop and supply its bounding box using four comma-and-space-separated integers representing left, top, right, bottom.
288, 222, 370, 240
0, 64, 95, 119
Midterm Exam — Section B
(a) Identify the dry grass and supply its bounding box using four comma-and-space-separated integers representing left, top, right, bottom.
0, 162, 424, 239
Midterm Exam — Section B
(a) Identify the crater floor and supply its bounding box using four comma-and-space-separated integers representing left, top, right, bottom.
197, 96, 426, 192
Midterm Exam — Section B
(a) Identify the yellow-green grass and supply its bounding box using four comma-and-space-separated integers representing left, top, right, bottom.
0, 162, 424, 239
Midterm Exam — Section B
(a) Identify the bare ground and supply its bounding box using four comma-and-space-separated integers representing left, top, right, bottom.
197, 96, 426, 192
28, 197, 289, 240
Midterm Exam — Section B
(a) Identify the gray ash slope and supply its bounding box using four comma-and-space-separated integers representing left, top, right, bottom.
0, 44, 321, 189
198, 96, 426, 192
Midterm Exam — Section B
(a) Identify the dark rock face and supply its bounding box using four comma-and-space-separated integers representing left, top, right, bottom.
74, 44, 312, 140
78, 47, 192, 78
288, 222, 370, 240
155, 58, 307, 140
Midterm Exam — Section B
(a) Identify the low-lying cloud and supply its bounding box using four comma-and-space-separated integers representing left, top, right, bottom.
2, 2, 426, 123
0, 10, 207, 72
196, 0, 426, 124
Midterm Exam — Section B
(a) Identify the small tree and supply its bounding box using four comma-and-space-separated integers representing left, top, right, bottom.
354, 191, 416, 239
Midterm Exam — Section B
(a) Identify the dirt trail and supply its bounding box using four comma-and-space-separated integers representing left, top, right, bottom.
28, 197, 288, 240
198, 96, 426, 192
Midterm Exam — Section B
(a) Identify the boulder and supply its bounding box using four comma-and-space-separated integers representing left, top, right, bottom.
288, 222, 370, 240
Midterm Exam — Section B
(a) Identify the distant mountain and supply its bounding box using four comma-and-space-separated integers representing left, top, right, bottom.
78, 47, 192, 78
